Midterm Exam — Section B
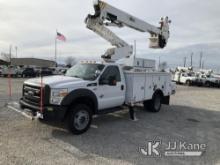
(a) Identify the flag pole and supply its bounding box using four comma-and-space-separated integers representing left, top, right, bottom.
55, 30, 57, 65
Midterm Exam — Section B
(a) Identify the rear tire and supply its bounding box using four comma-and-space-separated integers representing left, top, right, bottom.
68, 104, 92, 135
186, 80, 191, 86
144, 93, 162, 113
205, 81, 211, 87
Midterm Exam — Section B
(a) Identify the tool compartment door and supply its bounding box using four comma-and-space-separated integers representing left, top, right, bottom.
124, 72, 145, 103
144, 74, 153, 100
133, 74, 145, 102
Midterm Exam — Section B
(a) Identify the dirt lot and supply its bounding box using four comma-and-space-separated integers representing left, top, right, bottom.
0, 77, 220, 165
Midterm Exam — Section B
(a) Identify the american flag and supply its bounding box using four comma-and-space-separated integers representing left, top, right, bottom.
56, 32, 66, 41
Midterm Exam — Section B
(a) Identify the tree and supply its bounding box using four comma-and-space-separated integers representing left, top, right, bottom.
0, 52, 11, 63
65, 56, 76, 68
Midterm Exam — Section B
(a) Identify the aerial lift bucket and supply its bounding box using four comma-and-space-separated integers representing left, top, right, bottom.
149, 36, 160, 49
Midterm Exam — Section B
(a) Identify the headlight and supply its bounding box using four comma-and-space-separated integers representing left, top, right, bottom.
50, 88, 68, 105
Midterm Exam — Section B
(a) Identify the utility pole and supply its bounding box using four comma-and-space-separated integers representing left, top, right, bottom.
9, 45, 12, 64
202, 61, 205, 69
183, 57, 187, 67
55, 30, 58, 65
199, 52, 203, 68
190, 52, 193, 67
55, 37, 57, 63
15, 46, 18, 58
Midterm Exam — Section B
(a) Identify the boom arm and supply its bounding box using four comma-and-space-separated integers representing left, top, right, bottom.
85, 0, 171, 62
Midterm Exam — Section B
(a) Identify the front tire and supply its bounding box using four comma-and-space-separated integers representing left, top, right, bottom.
68, 104, 92, 135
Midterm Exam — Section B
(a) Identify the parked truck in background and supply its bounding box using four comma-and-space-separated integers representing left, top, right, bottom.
172, 67, 196, 85
173, 72, 196, 85
1, 66, 23, 77
194, 73, 219, 87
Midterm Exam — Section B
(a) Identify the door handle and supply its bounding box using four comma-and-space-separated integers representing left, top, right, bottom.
121, 85, 124, 91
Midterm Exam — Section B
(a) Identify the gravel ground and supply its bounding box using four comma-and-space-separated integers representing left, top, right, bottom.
0, 77, 220, 165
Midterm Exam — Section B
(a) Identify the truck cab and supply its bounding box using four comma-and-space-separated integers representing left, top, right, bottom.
20, 62, 127, 133
180, 72, 196, 85
173, 71, 196, 85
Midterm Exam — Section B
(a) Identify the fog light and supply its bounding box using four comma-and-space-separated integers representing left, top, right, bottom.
47, 107, 54, 112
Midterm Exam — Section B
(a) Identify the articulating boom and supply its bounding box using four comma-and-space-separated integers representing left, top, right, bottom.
85, 0, 171, 62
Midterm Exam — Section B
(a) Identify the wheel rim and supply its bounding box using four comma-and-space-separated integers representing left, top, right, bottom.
154, 95, 161, 110
206, 82, 210, 87
74, 110, 90, 131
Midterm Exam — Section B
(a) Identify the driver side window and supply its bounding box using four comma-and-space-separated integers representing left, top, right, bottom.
99, 66, 121, 85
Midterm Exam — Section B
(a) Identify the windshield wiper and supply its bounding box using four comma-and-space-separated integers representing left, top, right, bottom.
82, 78, 92, 81
73, 75, 82, 79
67, 75, 93, 80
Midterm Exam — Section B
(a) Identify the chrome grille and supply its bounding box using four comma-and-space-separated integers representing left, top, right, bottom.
23, 84, 42, 106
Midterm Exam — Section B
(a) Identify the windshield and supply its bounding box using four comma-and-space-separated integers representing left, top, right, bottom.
65, 63, 105, 81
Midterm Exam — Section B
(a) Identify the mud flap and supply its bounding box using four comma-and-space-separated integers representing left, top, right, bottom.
162, 96, 170, 105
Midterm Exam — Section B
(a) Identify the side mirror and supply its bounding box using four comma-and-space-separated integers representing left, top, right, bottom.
95, 70, 101, 77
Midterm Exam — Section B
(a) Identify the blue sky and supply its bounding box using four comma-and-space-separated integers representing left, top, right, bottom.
0, 0, 220, 70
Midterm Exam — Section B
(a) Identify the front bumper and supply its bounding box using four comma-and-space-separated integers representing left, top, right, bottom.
19, 98, 67, 120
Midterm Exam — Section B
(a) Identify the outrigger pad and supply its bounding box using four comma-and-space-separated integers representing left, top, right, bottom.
129, 106, 138, 121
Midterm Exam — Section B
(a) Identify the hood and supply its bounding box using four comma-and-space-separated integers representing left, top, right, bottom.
24, 75, 90, 88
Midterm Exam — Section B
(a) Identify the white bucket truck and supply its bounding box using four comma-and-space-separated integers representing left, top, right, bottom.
20, 0, 175, 134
